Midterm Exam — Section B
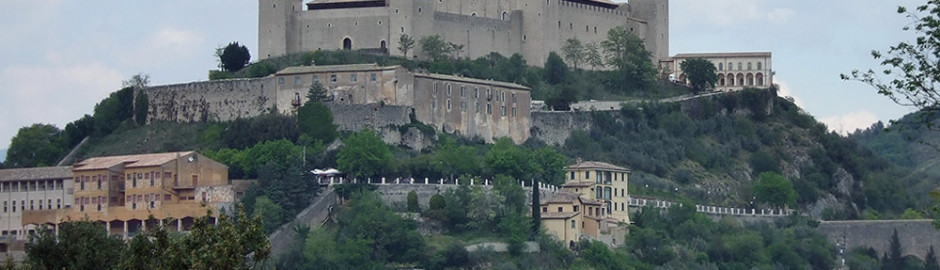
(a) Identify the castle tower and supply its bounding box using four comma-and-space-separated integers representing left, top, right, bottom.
628, 0, 669, 61
259, 0, 302, 60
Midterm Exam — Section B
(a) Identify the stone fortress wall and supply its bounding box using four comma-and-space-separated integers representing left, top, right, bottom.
259, 0, 669, 66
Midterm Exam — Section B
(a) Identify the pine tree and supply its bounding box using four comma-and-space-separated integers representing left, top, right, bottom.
926, 245, 940, 270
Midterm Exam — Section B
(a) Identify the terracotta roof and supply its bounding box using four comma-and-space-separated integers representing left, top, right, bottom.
672, 52, 772, 59
415, 73, 530, 91
565, 161, 630, 172
579, 197, 603, 206
544, 192, 582, 205
0, 167, 72, 182
276, 63, 398, 75
541, 212, 579, 219
562, 181, 593, 188
73, 151, 196, 171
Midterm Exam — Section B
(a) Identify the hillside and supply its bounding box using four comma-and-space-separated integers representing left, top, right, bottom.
548, 89, 921, 220
851, 112, 940, 209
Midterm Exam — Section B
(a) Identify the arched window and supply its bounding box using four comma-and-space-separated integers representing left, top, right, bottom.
757, 62, 763, 70
502, 11, 508, 21
342, 38, 352, 50
728, 63, 733, 71
380, 40, 387, 50
471, 12, 477, 17
747, 62, 752, 70
746, 73, 754, 86
737, 73, 745, 86
718, 63, 723, 71
718, 74, 725, 86
756, 73, 765, 85
737, 62, 742, 70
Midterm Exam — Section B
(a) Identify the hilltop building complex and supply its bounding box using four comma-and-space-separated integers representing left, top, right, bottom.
661, 52, 774, 92
259, 0, 669, 66
0, 152, 239, 245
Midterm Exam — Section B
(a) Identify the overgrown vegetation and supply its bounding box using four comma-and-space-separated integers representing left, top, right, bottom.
24, 207, 269, 269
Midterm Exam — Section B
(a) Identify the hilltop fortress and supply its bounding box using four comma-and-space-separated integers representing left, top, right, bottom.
259, 0, 669, 65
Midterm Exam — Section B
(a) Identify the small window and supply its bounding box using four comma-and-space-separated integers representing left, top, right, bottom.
511, 93, 516, 103
738, 62, 742, 70
312, 75, 319, 83
728, 63, 733, 71
370, 73, 377, 81
557, 207, 563, 212
512, 107, 517, 116
757, 62, 763, 70
447, 84, 452, 96
486, 104, 492, 114
501, 105, 506, 116
747, 62, 752, 70
350, 74, 357, 82
446, 99, 452, 111
471, 12, 477, 17
542, 207, 547, 213
573, 205, 579, 212
718, 63, 723, 71
571, 220, 576, 228
330, 74, 337, 82
434, 82, 439, 94
294, 76, 302, 85
585, 171, 590, 179
460, 86, 465, 97
278, 77, 285, 85
570, 172, 575, 179
432, 98, 438, 109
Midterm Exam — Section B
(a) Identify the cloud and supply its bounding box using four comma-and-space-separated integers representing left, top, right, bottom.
0, 63, 123, 149
122, 28, 205, 67
767, 8, 794, 24
819, 111, 880, 136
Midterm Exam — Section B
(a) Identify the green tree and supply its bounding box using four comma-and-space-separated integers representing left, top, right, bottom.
6, 124, 67, 168
484, 138, 528, 180
546, 85, 578, 111
25, 220, 125, 270
407, 190, 420, 212
680, 58, 718, 93
434, 136, 480, 179
134, 91, 149, 126
562, 38, 585, 70
429, 193, 445, 211
93, 87, 135, 136
753, 172, 797, 208
419, 35, 451, 61
122, 73, 150, 89
220, 42, 251, 72
544, 51, 569, 85
297, 101, 337, 144
927, 245, 940, 270
337, 129, 394, 179
601, 26, 656, 93
885, 229, 904, 270
585, 42, 603, 70
306, 81, 330, 102
398, 34, 416, 58
254, 195, 286, 233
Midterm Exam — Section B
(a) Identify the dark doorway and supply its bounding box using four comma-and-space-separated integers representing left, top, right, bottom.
343, 38, 352, 50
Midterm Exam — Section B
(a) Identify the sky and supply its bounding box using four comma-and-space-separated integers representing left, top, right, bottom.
0, 0, 925, 160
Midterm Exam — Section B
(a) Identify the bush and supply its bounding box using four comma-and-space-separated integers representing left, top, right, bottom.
407, 190, 420, 212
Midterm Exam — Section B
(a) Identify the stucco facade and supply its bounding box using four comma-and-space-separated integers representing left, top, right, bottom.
0, 167, 73, 242
563, 161, 630, 224
21, 152, 235, 239
259, 0, 669, 66
270, 63, 532, 142
661, 52, 773, 92
540, 192, 607, 248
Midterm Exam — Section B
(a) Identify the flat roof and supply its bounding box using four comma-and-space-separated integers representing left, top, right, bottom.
673, 52, 772, 59
414, 73, 530, 91
565, 161, 630, 172
276, 63, 399, 76
0, 166, 72, 182
73, 151, 196, 172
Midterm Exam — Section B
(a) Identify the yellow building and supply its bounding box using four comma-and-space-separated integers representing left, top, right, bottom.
539, 192, 608, 248
22, 151, 235, 238
563, 161, 630, 224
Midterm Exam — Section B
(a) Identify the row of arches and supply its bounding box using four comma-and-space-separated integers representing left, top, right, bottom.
24, 216, 217, 239
718, 73, 765, 87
